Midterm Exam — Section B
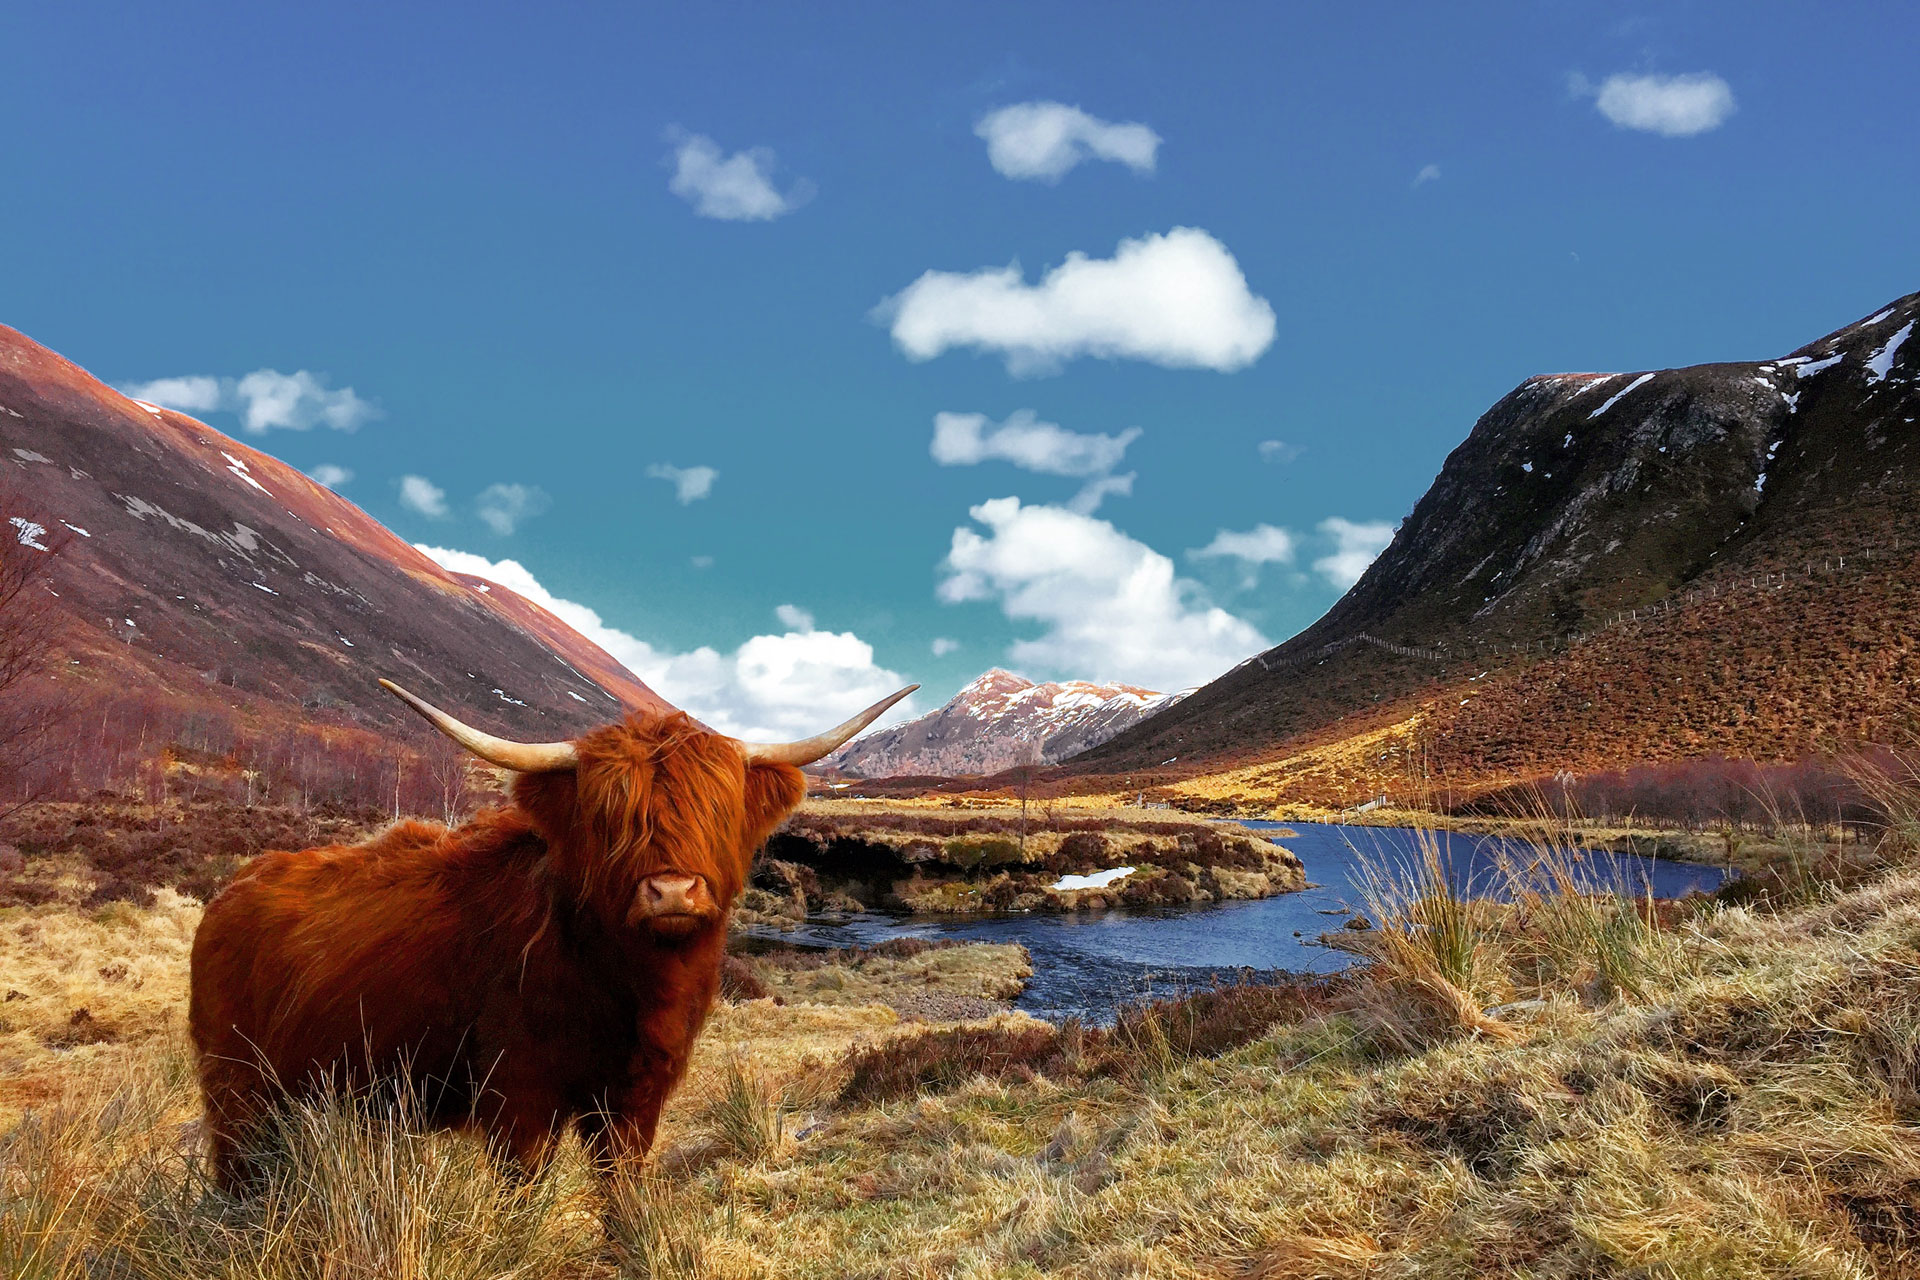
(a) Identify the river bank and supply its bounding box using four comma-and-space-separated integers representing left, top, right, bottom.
740, 799, 1306, 928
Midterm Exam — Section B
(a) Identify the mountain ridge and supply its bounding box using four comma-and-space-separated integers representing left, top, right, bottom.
828, 667, 1188, 778
1076, 290, 1920, 803
0, 322, 670, 777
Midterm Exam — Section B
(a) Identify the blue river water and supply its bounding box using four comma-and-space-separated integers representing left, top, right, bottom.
762, 821, 1728, 1022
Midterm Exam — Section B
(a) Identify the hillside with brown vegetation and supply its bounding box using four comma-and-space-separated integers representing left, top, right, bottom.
0, 322, 668, 809
1077, 291, 1920, 807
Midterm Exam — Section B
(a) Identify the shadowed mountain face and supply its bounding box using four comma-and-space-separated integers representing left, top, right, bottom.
1079, 291, 1920, 793
0, 324, 669, 749
827, 669, 1188, 778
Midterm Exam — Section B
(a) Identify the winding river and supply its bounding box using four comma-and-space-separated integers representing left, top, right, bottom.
764, 822, 1729, 1022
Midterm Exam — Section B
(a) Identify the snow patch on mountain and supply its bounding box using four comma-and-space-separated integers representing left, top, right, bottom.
827, 668, 1192, 777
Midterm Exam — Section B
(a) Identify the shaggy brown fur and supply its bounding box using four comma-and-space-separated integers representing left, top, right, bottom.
188, 711, 805, 1191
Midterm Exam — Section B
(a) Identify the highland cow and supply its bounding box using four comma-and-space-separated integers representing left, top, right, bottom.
188, 678, 912, 1191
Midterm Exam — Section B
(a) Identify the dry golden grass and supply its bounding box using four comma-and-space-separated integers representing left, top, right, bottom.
10, 799, 1920, 1277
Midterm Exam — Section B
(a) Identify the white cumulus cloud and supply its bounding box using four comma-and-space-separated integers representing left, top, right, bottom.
416, 545, 914, 740
1583, 72, 1736, 137
307, 463, 353, 489
876, 227, 1276, 375
120, 369, 377, 433
1314, 517, 1395, 589
125, 375, 223, 413
938, 498, 1266, 691
475, 482, 551, 535
647, 463, 718, 504
931, 637, 960, 657
974, 101, 1160, 182
666, 130, 814, 221
398, 474, 450, 519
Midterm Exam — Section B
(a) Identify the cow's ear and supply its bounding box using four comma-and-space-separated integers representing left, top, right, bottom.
742, 761, 806, 849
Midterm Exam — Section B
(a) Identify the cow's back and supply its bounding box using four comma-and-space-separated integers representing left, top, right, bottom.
188, 820, 512, 1107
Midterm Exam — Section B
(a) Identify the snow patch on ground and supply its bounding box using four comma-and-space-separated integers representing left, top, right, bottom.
1795, 354, 1844, 379
12, 448, 53, 465
567, 690, 589, 703
61, 522, 90, 537
492, 688, 529, 706
1050, 866, 1136, 892
250, 582, 278, 595
222, 452, 272, 495
9, 517, 49, 550
1588, 372, 1656, 419
1866, 322, 1912, 383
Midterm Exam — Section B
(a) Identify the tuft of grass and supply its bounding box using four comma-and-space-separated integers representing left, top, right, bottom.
601, 1175, 706, 1279
0, 1041, 608, 1280
1339, 828, 1519, 1051
697, 1054, 793, 1163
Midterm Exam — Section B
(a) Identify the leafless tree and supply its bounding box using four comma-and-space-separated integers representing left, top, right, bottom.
0, 487, 73, 815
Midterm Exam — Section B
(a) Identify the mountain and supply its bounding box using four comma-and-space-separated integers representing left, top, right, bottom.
1077, 291, 1920, 804
0, 323, 669, 773
827, 668, 1188, 778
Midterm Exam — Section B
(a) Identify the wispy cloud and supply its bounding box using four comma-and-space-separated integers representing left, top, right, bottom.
931, 409, 1140, 512
398, 474, 450, 519
121, 369, 377, 433
877, 228, 1274, 376
1574, 71, 1736, 137
306, 463, 353, 490
1189, 524, 1296, 586
647, 463, 718, 504
417, 545, 915, 739
931, 637, 960, 657
475, 482, 551, 535
1412, 163, 1441, 187
1314, 517, 1394, 589
932, 410, 1139, 476
940, 497, 1265, 690
1257, 439, 1302, 464
974, 101, 1160, 182
665, 130, 814, 221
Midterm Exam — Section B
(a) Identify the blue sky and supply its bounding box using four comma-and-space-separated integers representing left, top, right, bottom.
4, 1, 1916, 735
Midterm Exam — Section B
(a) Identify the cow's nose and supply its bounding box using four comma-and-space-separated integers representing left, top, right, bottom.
642, 874, 707, 916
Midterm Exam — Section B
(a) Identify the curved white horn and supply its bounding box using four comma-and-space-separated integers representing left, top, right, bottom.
379, 679, 579, 773
736, 685, 918, 767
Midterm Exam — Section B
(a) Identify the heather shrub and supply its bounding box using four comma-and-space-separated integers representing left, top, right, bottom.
837, 1021, 1062, 1104
718, 955, 771, 1002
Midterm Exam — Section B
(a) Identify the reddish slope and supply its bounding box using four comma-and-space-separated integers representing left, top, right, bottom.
0, 323, 670, 754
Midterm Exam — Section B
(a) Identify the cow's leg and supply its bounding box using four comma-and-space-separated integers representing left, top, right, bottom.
578, 1105, 659, 1179
198, 1057, 275, 1195
472, 1082, 568, 1183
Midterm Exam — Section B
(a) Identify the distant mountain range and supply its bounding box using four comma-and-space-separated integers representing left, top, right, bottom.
1078, 290, 1920, 804
0, 324, 668, 762
826, 668, 1189, 778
